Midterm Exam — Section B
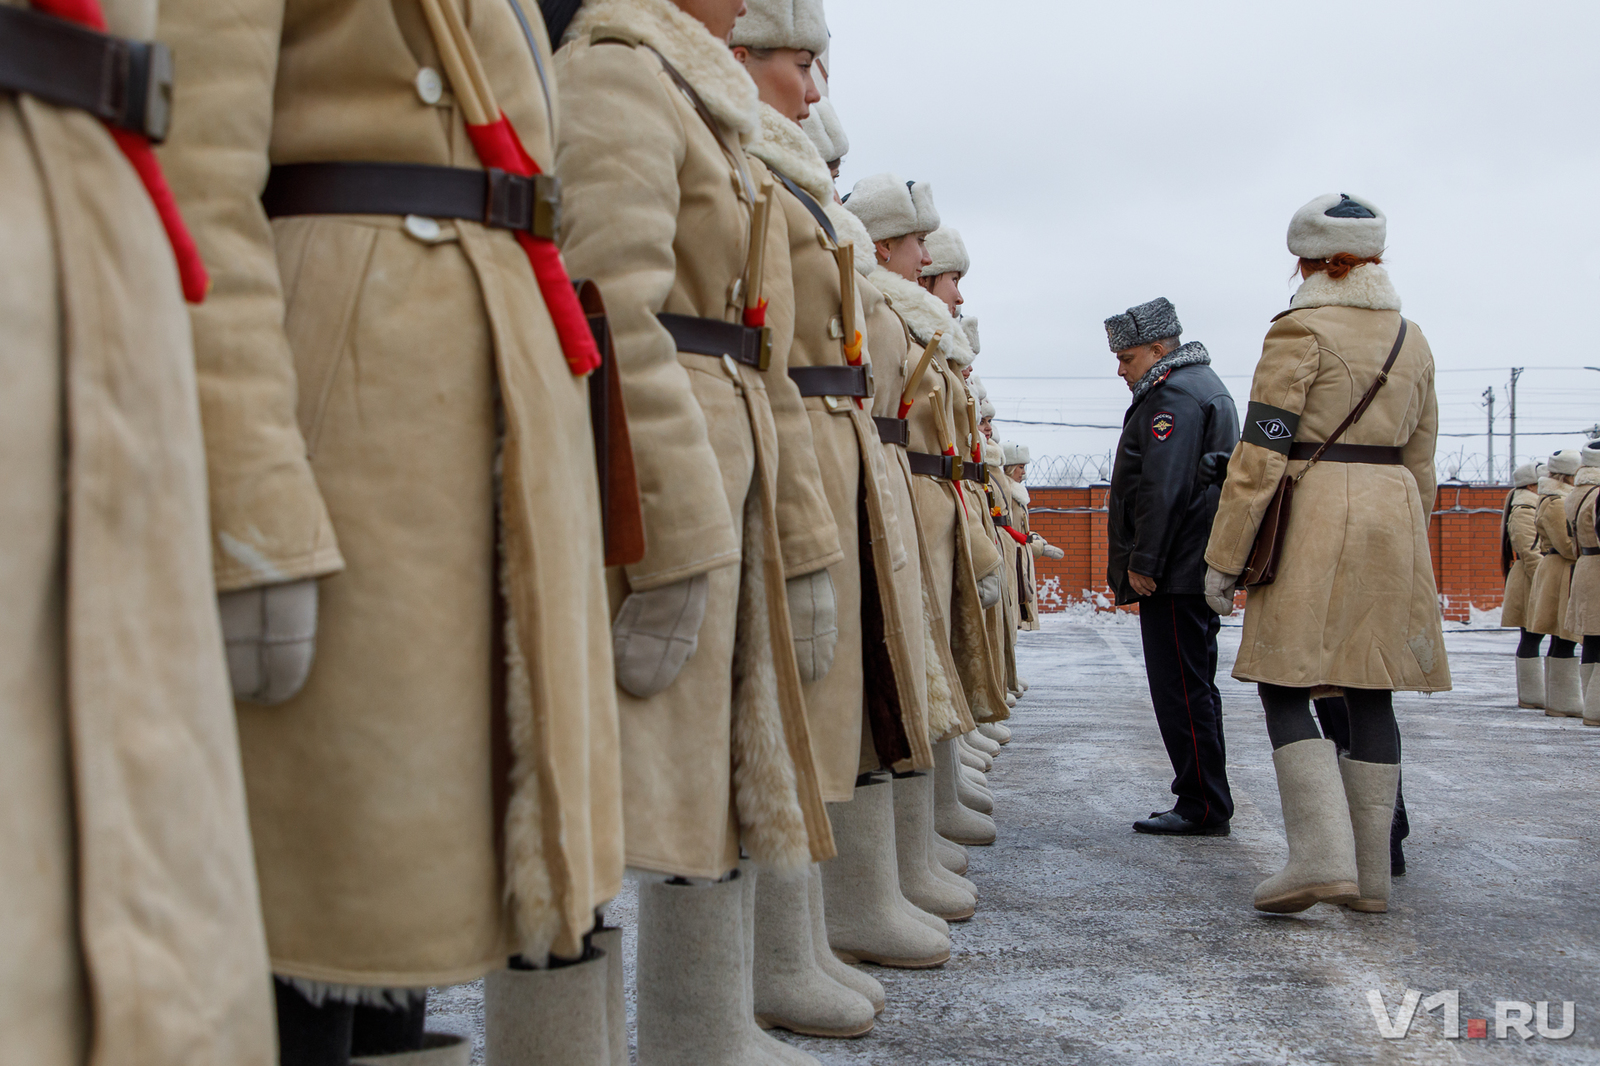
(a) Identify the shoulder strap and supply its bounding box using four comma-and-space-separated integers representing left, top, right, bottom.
1295, 317, 1407, 478
634, 44, 753, 191
770, 169, 836, 243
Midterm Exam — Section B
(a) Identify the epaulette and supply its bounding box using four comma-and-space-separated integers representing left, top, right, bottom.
1270, 308, 1296, 322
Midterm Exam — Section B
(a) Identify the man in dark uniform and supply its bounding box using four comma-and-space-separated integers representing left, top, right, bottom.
1105, 297, 1240, 836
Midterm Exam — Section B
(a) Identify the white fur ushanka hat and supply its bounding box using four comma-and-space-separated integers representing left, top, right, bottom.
921, 227, 969, 279
844, 173, 939, 242
801, 98, 848, 163
961, 316, 980, 356
1549, 449, 1582, 476
1003, 441, 1030, 466
730, 0, 828, 56
1511, 462, 1538, 488
1288, 192, 1386, 259
1582, 444, 1600, 468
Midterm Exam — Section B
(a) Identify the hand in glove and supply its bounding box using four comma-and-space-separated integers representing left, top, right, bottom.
786, 569, 838, 683
1198, 451, 1231, 487
1204, 566, 1239, 616
612, 574, 710, 699
1041, 541, 1064, 560
219, 578, 319, 704
976, 571, 1004, 609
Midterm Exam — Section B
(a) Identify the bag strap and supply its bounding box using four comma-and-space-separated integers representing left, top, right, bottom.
1294, 317, 1407, 482
639, 43, 755, 202
770, 168, 836, 243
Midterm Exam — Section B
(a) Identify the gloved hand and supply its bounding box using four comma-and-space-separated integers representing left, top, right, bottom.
1198, 451, 1231, 487
219, 578, 319, 705
976, 571, 1003, 609
786, 569, 838, 683
1041, 541, 1064, 560
1204, 566, 1239, 616
612, 574, 710, 699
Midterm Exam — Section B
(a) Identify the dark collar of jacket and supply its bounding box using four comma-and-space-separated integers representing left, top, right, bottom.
1128, 341, 1211, 407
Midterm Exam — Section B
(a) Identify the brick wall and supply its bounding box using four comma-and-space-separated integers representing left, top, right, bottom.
1028, 483, 1509, 623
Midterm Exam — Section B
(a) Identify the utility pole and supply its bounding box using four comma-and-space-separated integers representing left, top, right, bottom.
1508, 367, 1523, 475
1483, 387, 1495, 484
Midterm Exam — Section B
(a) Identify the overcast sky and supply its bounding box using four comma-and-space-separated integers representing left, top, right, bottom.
825, 0, 1600, 483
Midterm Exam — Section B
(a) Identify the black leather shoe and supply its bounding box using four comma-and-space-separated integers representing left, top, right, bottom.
1133, 810, 1230, 836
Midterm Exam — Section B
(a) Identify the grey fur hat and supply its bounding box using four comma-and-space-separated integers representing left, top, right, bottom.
1511, 462, 1538, 487
844, 173, 939, 241
1288, 192, 1386, 260
801, 98, 848, 163
731, 0, 828, 56
1104, 297, 1181, 352
921, 227, 970, 279
1003, 441, 1030, 465
1549, 450, 1582, 476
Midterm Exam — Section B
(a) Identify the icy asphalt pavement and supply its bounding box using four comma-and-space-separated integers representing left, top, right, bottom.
432, 614, 1599, 1064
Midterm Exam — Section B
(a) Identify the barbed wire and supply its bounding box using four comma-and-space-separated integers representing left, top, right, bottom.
1021, 450, 1570, 487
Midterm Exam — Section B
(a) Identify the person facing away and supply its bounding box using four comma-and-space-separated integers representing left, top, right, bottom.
1104, 297, 1240, 836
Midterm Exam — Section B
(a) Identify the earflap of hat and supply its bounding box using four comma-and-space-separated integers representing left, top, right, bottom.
961, 316, 980, 355
908, 180, 940, 234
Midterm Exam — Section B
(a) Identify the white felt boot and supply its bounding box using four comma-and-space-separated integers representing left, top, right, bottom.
738, 867, 823, 1066
1516, 655, 1545, 709
1585, 665, 1600, 727
591, 926, 627, 1066
934, 739, 996, 846
484, 950, 610, 1066
900, 770, 979, 895
977, 722, 1012, 745
1546, 655, 1583, 717
965, 729, 1001, 757
932, 831, 969, 875
956, 764, 994, 815
1253, 739, 1359, 914
819, 781, 951, 968
956, 738, 992, 773
1338, 756, 1402, 914
891, 773, 976, 921
751, 863, 875, 1038
805, 865, 885, 1014
353, 1035, 471, 1066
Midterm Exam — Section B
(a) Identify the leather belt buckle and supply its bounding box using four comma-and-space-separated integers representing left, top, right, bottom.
484, 170, 563, 240
944, 455, 960, 482
532, 173, 562, 241
117, 38, 173, 142
742, 325, 772, 371
862, 362, 875, 398
875, 417, 908, 446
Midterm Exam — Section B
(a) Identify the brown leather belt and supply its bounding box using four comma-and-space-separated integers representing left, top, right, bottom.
907, 451, 984, 482
1287, 442, 1404, 464
0, 5, 173, 141
874, 416, 909, 446
262, 161, 561, 240
658, 312, 770, 371
788, 365, 872, 398
1581, 547, 1600, 557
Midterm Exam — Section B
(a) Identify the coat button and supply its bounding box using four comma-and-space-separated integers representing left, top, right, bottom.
415, 67, 444, 105
404, 215, 443, 242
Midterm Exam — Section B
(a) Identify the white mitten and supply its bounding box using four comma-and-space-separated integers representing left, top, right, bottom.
219, 578, 319, 705
612, 574, 710, 698
1204, 566, 1238, 616
976, 571, 1003, 609
1042, 542, 1064, 560
787, 569, 838, 683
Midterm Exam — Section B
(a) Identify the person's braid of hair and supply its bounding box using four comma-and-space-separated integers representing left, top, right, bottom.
1299, 252, 1384, 281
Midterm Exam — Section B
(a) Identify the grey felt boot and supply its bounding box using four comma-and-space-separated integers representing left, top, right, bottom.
1585, 666, 1600, 727
590, 927, 627, 1066
891, 773, 976, 921
1516, 655, 1545, 709
738, 866, 822, 1066
1546, 655, 1583, 717
484, 950, 610, 1066
934, 740, 996, 846
635, 877, 756, 1066
956, 764, 994, 815
898, 770, 978, 896
752, 863, 875, 1037
819, 781, 951, 968
932, 831, 969, 875
1338, 756, 1402, 914
352, 1034, 471, 1066
1253, 739, 1359, 914
805, 865, 885, 1014
964, 729, 1001, 757
977, 722, 1012, 744
956, 738, 992, 773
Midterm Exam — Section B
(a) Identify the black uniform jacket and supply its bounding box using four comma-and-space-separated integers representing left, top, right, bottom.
1107, 362, 1239, 604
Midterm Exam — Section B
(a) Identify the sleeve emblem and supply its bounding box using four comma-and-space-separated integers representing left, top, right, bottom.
1151, 411, 1175, 441
1256, 417, 1292, 440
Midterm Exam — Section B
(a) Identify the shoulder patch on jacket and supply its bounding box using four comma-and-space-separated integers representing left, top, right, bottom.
1240, 401, 1300, 454
591, 25, 641, 46
1151, 411, 1175, 441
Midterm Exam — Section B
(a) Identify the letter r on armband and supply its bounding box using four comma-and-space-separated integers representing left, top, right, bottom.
1241, 402, 1300, 455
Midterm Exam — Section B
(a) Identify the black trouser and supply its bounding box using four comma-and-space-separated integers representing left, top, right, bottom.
1137, 593, 1234, 826
274, 979, 426, 1066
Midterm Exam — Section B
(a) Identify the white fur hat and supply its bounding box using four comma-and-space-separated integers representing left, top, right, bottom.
921, 227, 969, 279
1537, 462, 1550, 479
1583, 444, 1600, 468
844, 173, 939, 241
731, 0, 828, 56
1003, 441, 1030, 465
1511, 462, 1538, 487
801, 98, 848, 164
1549, 449, 1582, 476
968, 373, 987, 402
1287, 193, 1386, 259
961, 316, 980, 355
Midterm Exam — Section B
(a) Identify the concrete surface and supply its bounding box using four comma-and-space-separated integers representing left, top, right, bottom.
430, 614, 1599, 1064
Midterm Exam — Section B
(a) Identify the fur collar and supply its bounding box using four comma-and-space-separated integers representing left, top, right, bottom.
1538, 476, 1573, 497
1129, 341, 1210, 405
568, 0, 760, 140
825, 202, 877, 276
1290, 263, 1402, 312
748, 104, 833, 204
866, 265, 976, 367
1577, 467, 1600, 488
1009, 482, 1031, 507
